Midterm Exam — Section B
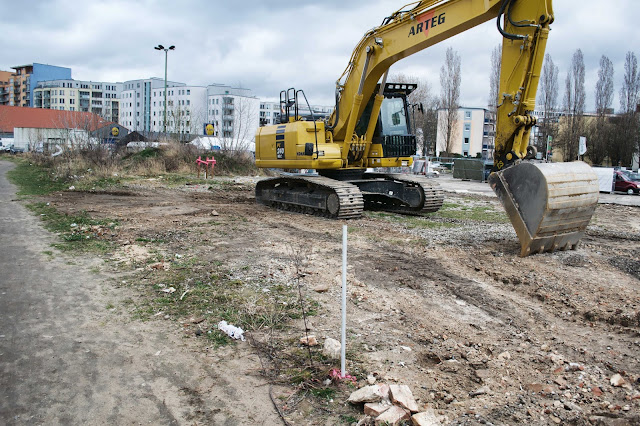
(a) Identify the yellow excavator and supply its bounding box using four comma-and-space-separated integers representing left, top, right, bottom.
255, 0, 599, 257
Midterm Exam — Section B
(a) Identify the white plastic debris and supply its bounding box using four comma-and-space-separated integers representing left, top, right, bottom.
161, 287, 176, 293
218, 320, 245, 341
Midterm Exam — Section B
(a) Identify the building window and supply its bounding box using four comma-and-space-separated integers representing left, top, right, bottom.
187, 89, 190, 95
464, 137, 469, 145
464, 124, 470, 131
465, 111, 471, 119
187, 100, 190, 105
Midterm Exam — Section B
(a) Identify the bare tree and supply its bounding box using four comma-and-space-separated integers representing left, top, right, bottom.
218, 96, 259, 153
559, 49, 586, 161
166, 103, 206, 142
537, 54, 559, 156
439, 47, 461, 154
488, 45, 501, 113
589, 55, 614, 165
614, 51, 640, 167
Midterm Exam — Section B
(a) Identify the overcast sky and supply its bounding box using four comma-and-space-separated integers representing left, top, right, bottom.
2, 0, 638, 112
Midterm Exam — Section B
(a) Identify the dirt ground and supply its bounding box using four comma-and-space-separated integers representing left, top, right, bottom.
40, 176, 640, 425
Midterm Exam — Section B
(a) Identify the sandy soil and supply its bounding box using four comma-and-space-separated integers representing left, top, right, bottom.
39, 176, 640, 425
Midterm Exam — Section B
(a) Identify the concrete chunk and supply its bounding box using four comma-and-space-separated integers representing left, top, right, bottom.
364, 402, 391, 417
389, 384, 419, 413
323, 337, 341, 359
375, 405, 410, 425
412, 409, 442, 426
348, 385, 383, 404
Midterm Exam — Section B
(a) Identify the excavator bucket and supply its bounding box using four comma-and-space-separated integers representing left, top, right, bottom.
489, 161, 599, 257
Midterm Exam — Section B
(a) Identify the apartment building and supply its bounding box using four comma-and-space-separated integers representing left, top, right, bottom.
206, 85, 259, 140
436, 107, 496, 158
33, 80, 123, 122
7, 64, 71, 107
0, 71, 14, 105
119, 78, 186, 134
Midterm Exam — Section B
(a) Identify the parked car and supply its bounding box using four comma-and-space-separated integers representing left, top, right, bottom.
614, 171, 640, 195
620, 170, 640, 182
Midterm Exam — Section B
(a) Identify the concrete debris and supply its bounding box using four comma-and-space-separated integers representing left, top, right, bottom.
299, 335, 318, 346
374, 405, 410, 425
469, 386, 490, 397
150, 262, 168, 270
565, 362, 584, 371
389, 384, 419, 413
378, 384, 390, 402
610, 374, 626, 387
210, 210, 219, 216
364, 402, 391, 417
367, 374, 377, 385
313, 283, 330, 293
411, 409, 442, 426
497, 351, 511, 361
322, 337, 341, 359
348, 385, 384, 404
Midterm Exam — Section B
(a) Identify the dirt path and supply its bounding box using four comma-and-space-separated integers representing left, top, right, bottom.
0, 161, 281, 425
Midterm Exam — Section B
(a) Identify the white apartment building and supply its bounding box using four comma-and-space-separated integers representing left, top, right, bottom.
436, 107, 495, 158
119, 78, 186, 134
206, 84, 259, 143
33, 80, 122, 122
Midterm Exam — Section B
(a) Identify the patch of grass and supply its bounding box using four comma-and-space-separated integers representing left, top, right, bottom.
310, 387, 336, 400
131, 259, 306, 335
25, 202, 119, 253
106, 303, 115, 310
6, 160, 68, 196
364, 211, 459, 229
434, 202, 508, 223
206, 329, 232, 347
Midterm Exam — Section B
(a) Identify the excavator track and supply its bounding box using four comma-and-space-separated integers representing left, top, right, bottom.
356, 173, 444, 214
255, 176, 364, 219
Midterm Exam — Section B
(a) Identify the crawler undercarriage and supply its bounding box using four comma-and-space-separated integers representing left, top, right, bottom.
255, 170, 443, 219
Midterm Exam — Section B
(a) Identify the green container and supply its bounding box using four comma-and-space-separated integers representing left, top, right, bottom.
453, 158, 485, 181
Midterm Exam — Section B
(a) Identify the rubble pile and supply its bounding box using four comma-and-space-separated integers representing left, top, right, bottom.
348, 383, 443, 425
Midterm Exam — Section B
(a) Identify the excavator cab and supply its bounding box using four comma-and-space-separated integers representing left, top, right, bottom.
356, 83, 419, 161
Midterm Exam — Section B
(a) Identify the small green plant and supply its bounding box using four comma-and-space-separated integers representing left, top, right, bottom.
310, 387, 336, 400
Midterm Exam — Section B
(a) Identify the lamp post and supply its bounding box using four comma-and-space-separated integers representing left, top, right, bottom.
154, 44, 175, 135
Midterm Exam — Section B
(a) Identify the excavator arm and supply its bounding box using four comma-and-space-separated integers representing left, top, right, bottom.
255, 0, 599, 257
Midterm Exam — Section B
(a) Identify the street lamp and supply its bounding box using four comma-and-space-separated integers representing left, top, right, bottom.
154, 44, 175, 135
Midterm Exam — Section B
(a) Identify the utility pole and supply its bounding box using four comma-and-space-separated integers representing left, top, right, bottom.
154, 44, 175, 136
